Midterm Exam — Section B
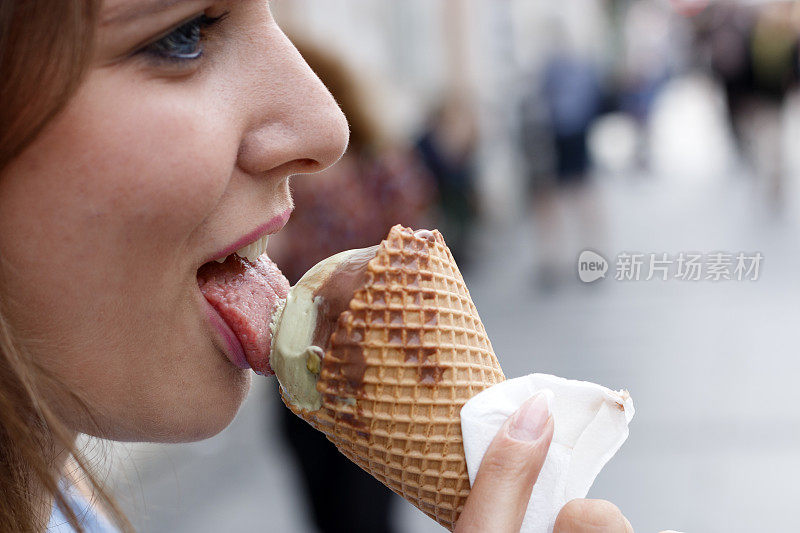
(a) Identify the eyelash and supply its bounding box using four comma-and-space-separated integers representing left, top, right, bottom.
139, 12, 229, 64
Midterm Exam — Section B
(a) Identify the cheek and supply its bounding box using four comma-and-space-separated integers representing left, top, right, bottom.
0, 69, 245, 440
0, 70, 237, 337
1, 72, 238, 269
60, 78, 235, 252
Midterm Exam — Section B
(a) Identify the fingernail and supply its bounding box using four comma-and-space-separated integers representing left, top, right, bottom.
508, 390, 552, 442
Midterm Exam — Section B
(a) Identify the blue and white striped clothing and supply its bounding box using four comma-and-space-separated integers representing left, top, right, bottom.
47, 480, 117, 533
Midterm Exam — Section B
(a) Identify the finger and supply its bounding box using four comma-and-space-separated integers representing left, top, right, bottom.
455, 391, 555, 533
554, 499, 634, 533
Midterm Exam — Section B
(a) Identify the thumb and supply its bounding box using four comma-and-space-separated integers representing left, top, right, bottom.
456, 391, 555, 533
554, 499, 634, 533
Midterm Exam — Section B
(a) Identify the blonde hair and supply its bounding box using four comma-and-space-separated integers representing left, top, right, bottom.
0, 1, 131, 531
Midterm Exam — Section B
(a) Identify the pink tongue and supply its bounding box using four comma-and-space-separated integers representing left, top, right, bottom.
197, 255, 290, 375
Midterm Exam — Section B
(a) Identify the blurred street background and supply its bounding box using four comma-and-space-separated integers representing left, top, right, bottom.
102, 1, 800, 531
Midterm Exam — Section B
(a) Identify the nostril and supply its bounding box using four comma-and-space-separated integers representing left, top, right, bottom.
296, 158, 320, 172
275, 157, 322, 177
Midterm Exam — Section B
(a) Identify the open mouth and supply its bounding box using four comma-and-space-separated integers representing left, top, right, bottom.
196, 232, 290, 375
213, 233, 271, 263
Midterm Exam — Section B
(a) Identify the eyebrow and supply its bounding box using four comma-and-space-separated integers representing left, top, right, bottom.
101, 0, 199, 26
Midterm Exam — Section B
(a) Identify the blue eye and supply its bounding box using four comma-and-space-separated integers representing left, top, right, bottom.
141, 12, 227, 62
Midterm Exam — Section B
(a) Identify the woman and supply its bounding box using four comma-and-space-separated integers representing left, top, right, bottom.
0, 1, 635, 531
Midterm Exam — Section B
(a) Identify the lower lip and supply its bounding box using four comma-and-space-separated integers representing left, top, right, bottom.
203, 298, 250, 370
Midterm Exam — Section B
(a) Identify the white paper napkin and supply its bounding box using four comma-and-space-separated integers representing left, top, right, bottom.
460, 373, 634, 533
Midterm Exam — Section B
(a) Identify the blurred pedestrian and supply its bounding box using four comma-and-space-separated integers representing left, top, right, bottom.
522, 42, 605, 290
267, 39, 436, 533
699, 2, 799, 213
415, 96, 479, 268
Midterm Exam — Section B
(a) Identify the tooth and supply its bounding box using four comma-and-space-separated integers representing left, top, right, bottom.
241, 241, 259, 262
215, 256, 227, 264
230, 235, 271, 263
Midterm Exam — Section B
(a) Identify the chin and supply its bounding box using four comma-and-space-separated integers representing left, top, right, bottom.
151, 338, 254, 443
167, 367, 253, 443
84, 365, 252, 443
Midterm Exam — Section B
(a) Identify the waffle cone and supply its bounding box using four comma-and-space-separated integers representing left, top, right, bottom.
282, 225, 505, 529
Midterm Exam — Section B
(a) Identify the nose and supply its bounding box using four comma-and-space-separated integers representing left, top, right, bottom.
235, 21, 349, 178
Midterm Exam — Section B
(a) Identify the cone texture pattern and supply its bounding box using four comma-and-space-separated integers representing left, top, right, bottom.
283, 225, 505, 529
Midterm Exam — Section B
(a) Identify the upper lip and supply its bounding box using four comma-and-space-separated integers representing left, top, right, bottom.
203, 208, 292, 265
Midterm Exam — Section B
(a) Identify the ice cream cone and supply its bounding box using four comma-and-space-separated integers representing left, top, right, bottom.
279, 225, 505, 529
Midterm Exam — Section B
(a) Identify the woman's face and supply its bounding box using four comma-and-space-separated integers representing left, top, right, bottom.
0, 0, 348, 442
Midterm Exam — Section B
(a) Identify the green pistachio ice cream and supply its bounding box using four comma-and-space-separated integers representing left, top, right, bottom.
269, 246, 378, 411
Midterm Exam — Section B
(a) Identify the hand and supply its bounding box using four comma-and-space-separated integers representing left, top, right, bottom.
454, 392, 635, 533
